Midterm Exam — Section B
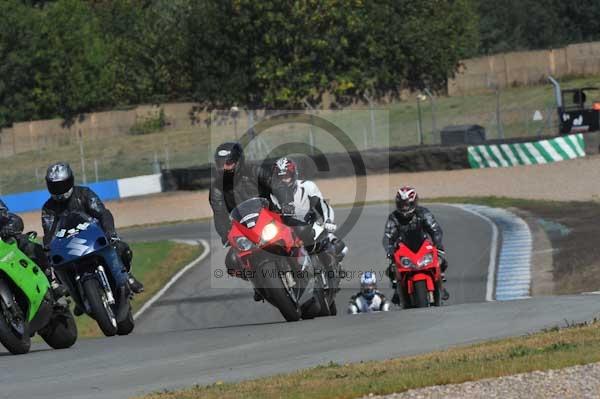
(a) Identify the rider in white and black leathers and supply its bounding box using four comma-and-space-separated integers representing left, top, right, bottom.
348, 272, 390, 314
269, 157, 347, 266
383, 186, 449, 304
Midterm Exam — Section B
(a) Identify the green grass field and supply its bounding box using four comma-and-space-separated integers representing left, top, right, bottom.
138, 320, 600, 399
3, 75, 600, 195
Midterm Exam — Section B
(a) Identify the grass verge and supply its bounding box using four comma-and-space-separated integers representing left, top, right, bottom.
138, 320, 600, 399
75, 240, 202, 338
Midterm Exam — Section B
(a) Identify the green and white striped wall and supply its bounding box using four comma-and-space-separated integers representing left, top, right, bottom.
468, 134, 585, 169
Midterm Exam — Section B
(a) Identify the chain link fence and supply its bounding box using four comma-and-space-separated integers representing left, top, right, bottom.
0, 89, 561, 195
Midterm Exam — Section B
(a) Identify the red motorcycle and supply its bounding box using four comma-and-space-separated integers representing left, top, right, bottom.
392, 232, 443, 308
227, 197, 326, 321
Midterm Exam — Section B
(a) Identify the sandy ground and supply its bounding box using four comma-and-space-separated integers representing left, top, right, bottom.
19, 154, 600, 233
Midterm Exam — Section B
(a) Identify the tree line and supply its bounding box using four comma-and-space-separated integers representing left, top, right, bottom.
1, 0, 599, 128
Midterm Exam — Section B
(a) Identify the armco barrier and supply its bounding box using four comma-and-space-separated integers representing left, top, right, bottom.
3, 173, 163, 213
467, 134, 585, 169
161, 146, 471, 191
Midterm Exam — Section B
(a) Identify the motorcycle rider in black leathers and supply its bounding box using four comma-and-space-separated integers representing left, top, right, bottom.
0, 199, 66, 298
383, 186, 449, 305
209, 142, 272, 289
41, 162, 144, 309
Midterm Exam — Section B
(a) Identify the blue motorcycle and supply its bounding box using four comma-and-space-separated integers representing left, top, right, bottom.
49, 212, 134, 336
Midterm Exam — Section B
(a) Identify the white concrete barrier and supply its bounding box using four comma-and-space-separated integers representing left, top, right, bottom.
117, 174, 163, 198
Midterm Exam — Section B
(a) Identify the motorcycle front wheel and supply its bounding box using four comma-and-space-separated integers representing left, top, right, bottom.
413, 280, 430, 308
83, 279, 118, 336
258, 262, 301, 322
0, 286, 30, 355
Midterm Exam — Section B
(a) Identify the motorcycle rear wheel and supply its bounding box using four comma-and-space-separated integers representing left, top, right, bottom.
117, 308, 135, 335
83, 279, 118, 336
40, 307, 78, 350
0, 290, 30, 355
413, 280, 430, 308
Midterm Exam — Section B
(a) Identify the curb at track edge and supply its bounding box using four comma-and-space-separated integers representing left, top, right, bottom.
134, 238, 211, 320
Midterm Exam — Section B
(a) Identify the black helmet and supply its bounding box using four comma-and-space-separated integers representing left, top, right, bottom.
46, 162, 74, 201
214, 142, 244, 175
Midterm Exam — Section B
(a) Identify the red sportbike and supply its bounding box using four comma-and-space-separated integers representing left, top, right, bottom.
227, 197, 328, 321
392, 233, 443, 308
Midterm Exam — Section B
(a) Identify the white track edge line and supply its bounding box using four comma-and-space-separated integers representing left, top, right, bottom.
134, 238, 211, 320
447, 204, 499, 302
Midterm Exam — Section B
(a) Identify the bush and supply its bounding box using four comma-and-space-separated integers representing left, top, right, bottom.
128, 108, 167, 136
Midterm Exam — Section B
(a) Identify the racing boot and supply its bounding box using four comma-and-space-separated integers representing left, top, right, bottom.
73, 304, 84, 316
391, 281, 402, 306
128, 273, 144, 294
51, 280, 69, 300
440, 275, 450, 301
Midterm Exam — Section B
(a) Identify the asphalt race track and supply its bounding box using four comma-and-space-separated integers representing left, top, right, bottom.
2, 204, 600, 399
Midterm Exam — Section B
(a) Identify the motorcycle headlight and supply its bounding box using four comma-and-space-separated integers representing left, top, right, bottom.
236, 237, 253, 251
261, 222, 278, 242
400, 257, 415, 268
418, 253, 433, 268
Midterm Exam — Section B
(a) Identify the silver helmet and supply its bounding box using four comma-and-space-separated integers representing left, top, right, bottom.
46, 162, 74, 201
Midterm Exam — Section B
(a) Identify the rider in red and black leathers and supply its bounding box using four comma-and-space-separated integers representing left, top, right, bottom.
383, 187, 449, 304
209, 142, 272, 278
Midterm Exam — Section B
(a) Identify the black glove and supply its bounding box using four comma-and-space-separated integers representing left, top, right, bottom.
386, 249, 394, 259
304, 209, 318, 224
109, 234, 121, 244
437, 248, 446, 262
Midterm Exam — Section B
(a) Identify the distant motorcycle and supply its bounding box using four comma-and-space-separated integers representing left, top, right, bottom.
392, 231, 443, 308
0, 233, 77, 355
227, 197, 335, 321
49, 213, 134, 336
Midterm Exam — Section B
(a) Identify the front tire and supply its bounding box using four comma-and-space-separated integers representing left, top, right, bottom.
258, 262, 301, 322
40, 307, 78, 350
0, 292, 30, 355
82, 279, 117, 336
413, 280, 430, 308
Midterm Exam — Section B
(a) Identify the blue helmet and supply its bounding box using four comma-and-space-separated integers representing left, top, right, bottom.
360, 271, 377, 300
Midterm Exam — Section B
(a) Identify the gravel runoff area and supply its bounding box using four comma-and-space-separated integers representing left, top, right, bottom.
18, 154, 600, 233
366, 362, 600, 399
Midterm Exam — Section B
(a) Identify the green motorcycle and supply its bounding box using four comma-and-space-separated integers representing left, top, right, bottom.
0, 233, 77, 355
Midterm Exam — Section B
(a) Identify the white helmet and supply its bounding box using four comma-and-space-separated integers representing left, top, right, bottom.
360, 271, 377, 300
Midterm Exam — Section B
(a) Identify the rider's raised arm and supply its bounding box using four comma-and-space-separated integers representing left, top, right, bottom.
41, 206, 56, 246
420, 207, 444, 249
254, 163, 273, 198
81, 187, 117, 236
0, 213, 24, 239
382, 213, 399, 255
303, 180, 334, 222
0, 199, 8, 221
209, 187, 231, 243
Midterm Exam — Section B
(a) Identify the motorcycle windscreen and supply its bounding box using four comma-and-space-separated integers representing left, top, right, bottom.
49, 212, 109, 265
230, 197, 270, 228
402, 230, 429, 254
